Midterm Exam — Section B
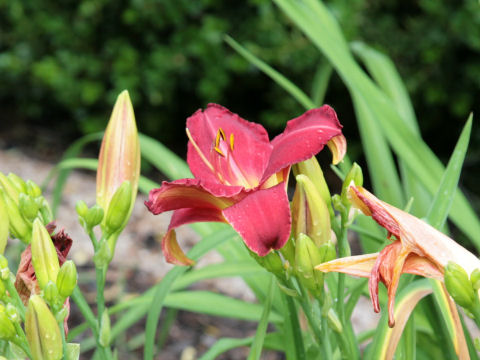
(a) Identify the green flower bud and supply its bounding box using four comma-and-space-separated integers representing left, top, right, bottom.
104, 181, 132, 236
0, 188, 31, 243
0, 256, 9, 280
94, 240, 112, 268
26, 180, 42, 198
75, 201, 88, 219
319, 241, 337, 263
38, 197, 53, 224
341, 163, 363, 204
55, 307, 68, 324
26, 295, 62, 360
19, 193, 40, 222
0, 172, 20, 203
43, 281, 59, 305
292, 175, 331, 246
31, 218, 60, 289
0, 306, 16, 340
471, 269, 480, 291
444, 262, 475, 309
293, 157, 333, 216
99, 311, 111, 347
7, 173, 27, 194
0, 193, 9, 254
56, 260, 77, 298
251, 251, 284, 277
85, 205, 104, 228
332, 194, 344, 212
6, 303, 19, 323
295, 233, 324, 294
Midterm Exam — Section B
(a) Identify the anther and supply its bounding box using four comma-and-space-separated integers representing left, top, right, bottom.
214, 147, 225, 157
219, 128, 226, 141
230, 133, 234, 151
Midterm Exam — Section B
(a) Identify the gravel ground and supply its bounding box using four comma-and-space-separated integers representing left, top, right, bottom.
0, 147, 381, 359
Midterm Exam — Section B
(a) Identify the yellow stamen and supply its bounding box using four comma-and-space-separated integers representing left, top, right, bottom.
229, 133, 234, 151
215, 130, 221, 148
214, 147, 225, 157
218, 128, 226, 141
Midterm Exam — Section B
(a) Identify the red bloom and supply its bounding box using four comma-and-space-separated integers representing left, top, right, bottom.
146, 104, 345, 265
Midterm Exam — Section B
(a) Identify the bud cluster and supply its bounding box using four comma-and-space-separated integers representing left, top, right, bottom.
444, 262, 480, 312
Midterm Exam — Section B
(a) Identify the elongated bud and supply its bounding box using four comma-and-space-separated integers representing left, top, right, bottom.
293, 157, 333, 216
105, 181, 132, 250
38, 197, 53, 224
0, 194, 9, 254
471, 269, 480, 291
0, 305, 15, 340
7, 173, 27, 194
31, 218, 60, 289
56, 260, 77, 298
444, 262, 475, 309
295, 233, 324, 294
26, 180, 42, 198
1, 188, 31, 243
96, 90, 140, 231
0, 172, 20, 203
99, 311, 111, 347
19, 193, 40, 222
341, 163, 363, 204
26, 295, 62, 360
44, 281, 59, 305
292, 175, 331, 246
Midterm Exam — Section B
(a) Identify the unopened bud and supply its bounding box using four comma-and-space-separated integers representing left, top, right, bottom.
56, 260, 77, 298
445, 262, 475, 309
19, 193, 40, 222
99, 311, 111, 347
471, 269, 480, 291
0, 306, 15, 340
0, 256, 9, 280
38, 197, 53, 224
26, 180, 42, 198
104, 181, 132, 236
251, 251, 284, 277
26, 295, 62, 360
0, 172, 20, 203
85, 205, 104, 228
319, 241, 337, 263
44, 281, 59, 305
75, 200, 88, 218
0, 194, 9, 254
293, 157, 333, 216
7, 173, 27, 194
0, 188, 31, 242
31, 218, 60, 289
295, 233, 324, 294
341, 163, 363, 204
292, 175, 331, 246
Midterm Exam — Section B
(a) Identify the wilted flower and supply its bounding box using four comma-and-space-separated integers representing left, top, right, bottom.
146, 104, 345, 265
316, 186, 480, 327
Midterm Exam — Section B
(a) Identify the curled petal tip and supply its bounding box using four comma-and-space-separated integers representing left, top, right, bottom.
327, 134, 347, 165
162, 229, 195, 266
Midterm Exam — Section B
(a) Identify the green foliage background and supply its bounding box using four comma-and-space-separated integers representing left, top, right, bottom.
0, 0, 479, 177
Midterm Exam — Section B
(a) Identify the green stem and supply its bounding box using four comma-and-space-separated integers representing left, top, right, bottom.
283, 293, 306, 360
5, 277, 25, 321
71, 287, 98, 336
321, 315, 333, 358
13, 322, 32, 359
95, 265, 111, 359
60, 321, 68, 360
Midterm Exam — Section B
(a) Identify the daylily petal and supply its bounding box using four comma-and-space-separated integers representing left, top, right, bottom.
222, 182, 291, 256
186, 104, 272, 188
261, 105, 343, 183
162, 208, 226, 266
350, 186, 480, 275
145, 178, 237, 215
327, 134, 347, 165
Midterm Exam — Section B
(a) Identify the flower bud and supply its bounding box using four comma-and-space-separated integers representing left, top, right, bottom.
251, 251, 284, 277
0, 256, 9, 280
341, 163, 363, 204
319, 241, 337, 263
0, 305, 15, 340
56, 260, 77, 298
444, 262, 475, 309
104, 181, 132, 236
85, 205, 104, 229
0, 188, 31, 243
99, 311, 111, 347
96, 90, 140, 232
0, 193, 9, 254
293, 157, 333, 216
19, 193, 40, 222
94, 240, 112, 268
38, 197, 53, 225
43, 281, 59, 305
26, 180, 42, 198
75, 201, 88, 219
0, 172, 20, 203
292, 175, 331, 246
7, 173, 27, 194
471, 269, 480, 291
295, 233, 324, 294
26, 295, 62, 360
31, 218, 60, 289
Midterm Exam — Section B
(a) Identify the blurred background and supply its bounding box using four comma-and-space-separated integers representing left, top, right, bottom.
0, 0, 479, 197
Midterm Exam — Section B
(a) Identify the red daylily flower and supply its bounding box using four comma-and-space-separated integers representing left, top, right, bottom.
316, 186, 480, 327
146, 103, 345, 265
